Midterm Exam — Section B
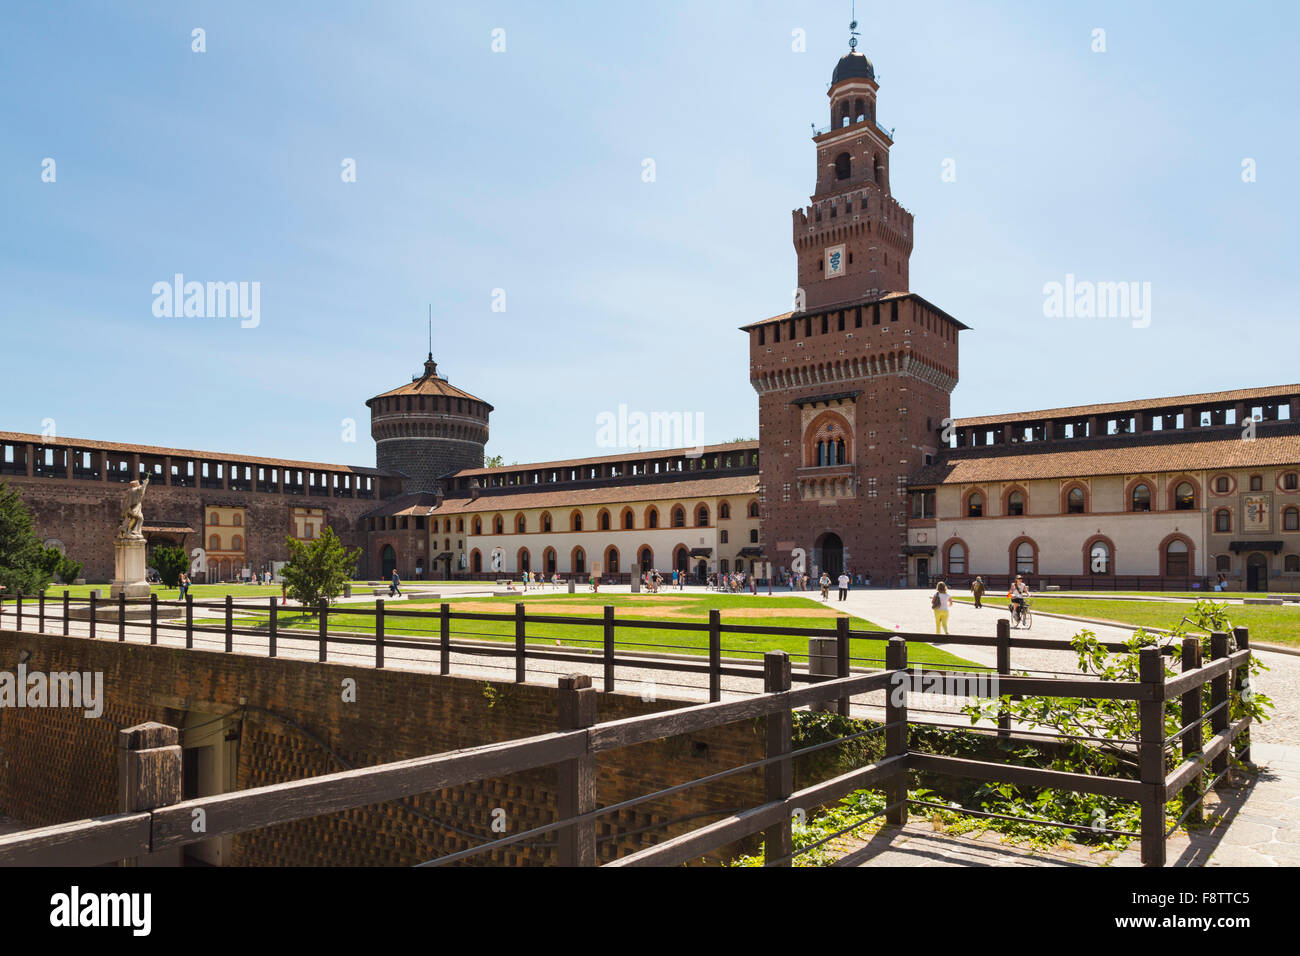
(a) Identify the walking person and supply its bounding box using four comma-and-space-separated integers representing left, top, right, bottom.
390, 569, 402, 598
931, 581, 952, 635
837, 570, 850, 602
972, 575, 985, 609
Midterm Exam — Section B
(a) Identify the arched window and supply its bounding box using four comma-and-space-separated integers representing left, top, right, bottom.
1088, 541, 1110, 574
493, 515, 504, 534
1215, 509, 1231, 533
719, 501, 731, 520
1131, 483, 1152, 512
1015, 541, 1035, 575
543, 548, 556, 574
1165, 539, 1190, 577
672, 507, 686, 528
209, 513, 220, 526
209, 534, 220, 551
836, 438, 846, 464
1285, 507, 1300, 532
516, 515, 526, 533
1285, 472, 1299, 490
834, 152, 851, 180
518, 548, 531, 572
695, 504, 709, 527
472, 517, 482, 535
873, 153, 882, 184
1007, 491, 1025, 516
1174, 482, 1195, 510
967, 492, 984, 518
599, 509, 611, 531
541, 512, 552, 533
622, 509, 634, 530
232, 513, 242, 526
572, 547, 586, 574
1286, 554, 1300, 572
606, 547, 619, 574
1066, 487, 1086, 514
231, 535, 243, 551
1215, 476, 1230, 493
853, 97, 866, 121
471, 549, 482, 573
817, 441, 826, 466
639, 547, 653, 571
571, 511, 583, 532
748, 500, 759, 518
647, 507, 659, 529
946, 542, 966, 575
1216, 554, 1231, 573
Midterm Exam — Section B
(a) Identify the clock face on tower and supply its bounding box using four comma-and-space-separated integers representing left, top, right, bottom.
825, 243, 846, 278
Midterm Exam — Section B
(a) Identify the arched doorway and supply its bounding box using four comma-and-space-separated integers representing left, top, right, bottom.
674, 546, 689, 575
381, 546, 397, 578
518, 548, 531, 572
696, 560, 707, 581
544, 547, 557, 574
1246, 553, 1269, 592
471, 549, 482, 574
639, 547, 653, 572
816, 532, 844, 578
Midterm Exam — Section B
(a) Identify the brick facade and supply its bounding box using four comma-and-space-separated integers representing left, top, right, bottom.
0, 629, 764, 865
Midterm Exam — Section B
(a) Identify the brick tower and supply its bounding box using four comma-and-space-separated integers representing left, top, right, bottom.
745, 28, 966, 585
367, 353, 492, 494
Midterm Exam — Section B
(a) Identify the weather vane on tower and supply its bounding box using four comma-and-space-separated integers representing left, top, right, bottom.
849, 2, 860, 51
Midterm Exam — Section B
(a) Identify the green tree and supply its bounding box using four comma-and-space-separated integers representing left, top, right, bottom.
279, 527, 361, 612
150, 545, 188, 588
0, 479, 54, 596
55, 553, 83, 585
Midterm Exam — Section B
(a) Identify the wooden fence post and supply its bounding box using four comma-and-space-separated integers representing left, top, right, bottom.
15, 593, 21, 632
62, 589, 69, 636
88, 592, 95, 640
318, 599, 328, 663
763, 651, 793, 867
149, 593, 158, 645
268, 596, 277, 658
375, 599, 385, 668
117, 722, 183, 866
556, 674, 597, 866
184, 593, 192, 649
515, 603, 526, 683
603, 605, 615, 693
38, 591, 45, 633
1179, 636, 1203, 825
118, 592, 126, 641
225, 594, 234, 653
1232, 626, 1251, 764
835, 615, 851, 717
1209, 631, 1230, 787
885, 636, 908, 826
1138, 646, 1167, 867
439, 603, 450, 675
708, 609, 721, 702
996, 617, 1011, 740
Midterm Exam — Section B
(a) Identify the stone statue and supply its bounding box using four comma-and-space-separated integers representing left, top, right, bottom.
118, 474, 150, 540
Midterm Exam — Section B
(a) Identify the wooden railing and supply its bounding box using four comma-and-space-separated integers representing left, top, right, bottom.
0, 607, 1255, 867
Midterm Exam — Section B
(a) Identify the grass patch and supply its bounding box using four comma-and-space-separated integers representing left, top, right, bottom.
232, 592, 975, 668
954, 596, 1300, 649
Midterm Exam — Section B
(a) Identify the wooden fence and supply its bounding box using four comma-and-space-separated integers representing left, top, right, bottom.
0, 590, 1256, 868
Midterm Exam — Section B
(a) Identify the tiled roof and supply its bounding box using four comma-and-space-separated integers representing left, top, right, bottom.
367, 362, 488, 405
360, 493, 441, 519
454, 441, 760, 478
432, 473, 760, 514
955, 384, 1300, 428
0, 431, 393, 476
911, 426, 1300, 485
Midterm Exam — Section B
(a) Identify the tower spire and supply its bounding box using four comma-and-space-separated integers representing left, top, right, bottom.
849, 3, 860, 51
423, 305, 438, 378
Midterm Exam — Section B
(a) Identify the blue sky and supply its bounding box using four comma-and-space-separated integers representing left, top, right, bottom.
2, 1, 1296, 467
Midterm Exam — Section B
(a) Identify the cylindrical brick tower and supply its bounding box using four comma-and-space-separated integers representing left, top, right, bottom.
367, 353, 492, 494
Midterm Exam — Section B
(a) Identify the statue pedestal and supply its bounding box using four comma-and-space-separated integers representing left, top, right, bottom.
110, 538, 151, 600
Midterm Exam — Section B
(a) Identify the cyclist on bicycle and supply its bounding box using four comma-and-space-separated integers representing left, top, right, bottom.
1009, 575, 1031, 626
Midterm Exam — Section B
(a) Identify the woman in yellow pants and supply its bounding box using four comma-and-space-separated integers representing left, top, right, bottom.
932, 581, 952, 635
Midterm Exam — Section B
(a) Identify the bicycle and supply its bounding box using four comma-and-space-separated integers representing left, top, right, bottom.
1009, 598, 1033, 629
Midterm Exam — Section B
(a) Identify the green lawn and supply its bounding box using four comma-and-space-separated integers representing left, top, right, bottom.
954, 596, 1300, 649
230, 592, 977, 669
1042, 590, 1298, 600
